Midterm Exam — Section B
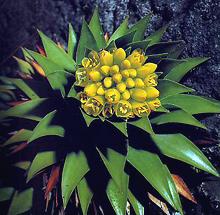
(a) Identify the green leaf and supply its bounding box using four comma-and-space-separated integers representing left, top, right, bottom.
146, 41, 185, 58
0, 98, 47, 121
165, 57, 209, 82
161, 94, 220, 114
128, 117, 154, 134
89, 7, 106, 49
108, 18, 128, 45
67, 84, 77, 98
77, 178, 93, 215
4, 129, 33, 146
13, 161, 31, 170
13, 57, 34, 74
38, 30, 76, 71
146, 25, 168, 46
127, 147, 182, 211
151, 110, 206, 129
80, 109, 97, 127
151, 133, 219, 177
115, 31, 136, 48
7, 188, 33, 215
21, 48, 33, 62
128, 15, 151, 41
107, 175, 129, 215
27, 151, 57, 182
0, 187, 14, 202
128, 190, 144, 215
154, 105, 170, 113
76, 20, 98, 64
157, 79, 194, 100
68, 23, 77, 58
125, 40, 151, 52
106, 120, 128, 137
28, 110, 64, 143
62, 151, 89, 209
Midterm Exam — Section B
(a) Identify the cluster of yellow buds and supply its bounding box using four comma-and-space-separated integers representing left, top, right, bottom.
75, 48, 161, 118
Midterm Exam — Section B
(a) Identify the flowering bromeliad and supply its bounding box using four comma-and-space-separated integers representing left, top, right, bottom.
0, 7, 220, 215
77, 48, 160, 118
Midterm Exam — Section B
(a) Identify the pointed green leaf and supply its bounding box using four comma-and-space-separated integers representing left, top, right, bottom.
115, 31, 136, 48
128, 190, 144, 215
107, 175, 129, 215
62, 151, 89, 209
38, 30, 76, 71
28, 110, 64, 143
107, 120, 128, 137
89, 7, 106, 49
154, 105, 170, 113
127, 147, 181, 211
0, 98, 47, 121
68, 23, 77, 58
7, 188, 33, 215
77, 178, 93, 215
165, 57, 209, 82
161, 94, 220, 114
80, 109, 97, 127
128, 117, 154, 134
76, 20, 98, 64
151, 133, 219, 177
0, 187, 14, 202
158, 79, 194, 100
67, 84, 77, 98
13, 57, 34, 75
151, 110, 206, 129
125, 40, 151, 52
27, 151, 57, 182
108, 18, 128, 45
4, 129, 33, 146
128, 15, 151, 41
146, 25, 168, 46
21, 48, 33, 62
13, 161, 31, 170
146, 41, 185, 58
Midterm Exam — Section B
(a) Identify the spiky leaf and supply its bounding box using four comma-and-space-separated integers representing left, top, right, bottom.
68, 23, 77, 58
128, 190, 144, 215
13, 57, 34, 75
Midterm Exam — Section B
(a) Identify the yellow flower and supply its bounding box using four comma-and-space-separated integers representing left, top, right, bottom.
100, 65, 110, 76
148, 98, 161, 111
114, 100, 132, 118
144, 73, 158, 87
121, 90, 131, 100
113, 48, 126, 64
88, 70, 102, 82
134, 78, 145, 88
125, 78, 135, 88
127, 49, 146, 68
84, 83, 98, 97
78, 92, 88, 104
82, 96, 104, 117
110, 65, 120, 75
97, 85, 105, 96
145, 87, 160, 99
105, 89, 121, 104
130, 88, 147, 102
82, 51, 100, 69
102, 103, 114, 118
137, 63, 157, 78
75, 68, 88, 87
112, 73, 122, 84
121, 59, 131, 69
121, 69, 130, 78
131, 101, 151, 117
128, 69, 137, 78
116, 82, 126, 93
99, 50, 113, 66
103, 77, 113, 88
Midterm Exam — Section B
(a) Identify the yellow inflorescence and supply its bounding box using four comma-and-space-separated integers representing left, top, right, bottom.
75, 48, 161, 118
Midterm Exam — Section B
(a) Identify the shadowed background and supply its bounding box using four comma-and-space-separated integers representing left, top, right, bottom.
0, 0, 220, 214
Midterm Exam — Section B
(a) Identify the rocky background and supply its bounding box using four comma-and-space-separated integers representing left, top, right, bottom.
0, 0, 220, 214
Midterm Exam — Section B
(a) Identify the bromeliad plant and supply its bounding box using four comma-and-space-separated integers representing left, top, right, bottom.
1, 7, 220, 215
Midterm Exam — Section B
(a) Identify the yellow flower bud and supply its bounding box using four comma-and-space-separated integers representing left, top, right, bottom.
114, 100, 132, 118
82, 96, 104, 117
103, 77, 113, 88
84, 83, 98, 97
113, 48, 126, 64
121, 90, 130, 100
131, 101, 151, 117
148, 98, 161, 111
134, 78, 145, 88
102, 103, 114, 118
137, 63, 157, 78
99, 50, 113, 66
128, 69, 137, 78
75, 68, 88, 87
105, 89, 121, 104
97, 85, 105, 96
112, 73, 122, 84
96, 82, 102, 87
121, 59, 131, 69
125, 78, 135, 88
82, 57, 92, 68
145, 87, 160, 99
127, 49, 146, 68
88, 70, 102, 82
100, 65, 110, 76
116, 82, 126, 93
121, 69, 130, 78
110, 65, 120, 75
130, 88, 147, 102
144, 73, 158, 87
